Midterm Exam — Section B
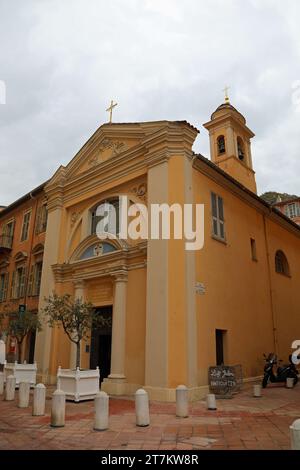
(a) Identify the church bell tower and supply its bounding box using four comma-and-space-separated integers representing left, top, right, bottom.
203, 94, 257, 193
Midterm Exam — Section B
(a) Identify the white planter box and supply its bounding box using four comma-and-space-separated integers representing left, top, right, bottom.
57, 366, 100, 402
4, 361, 37, 387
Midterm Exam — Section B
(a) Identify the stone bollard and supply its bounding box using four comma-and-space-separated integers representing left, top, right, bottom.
135, 389, 150, 427
19, 381, 30, 408
51, 389, 66, 427
286, 377, 294, 389
176, 385, 189, 418
0, 372, 4, 395
253, 384, 262, 398
32, 383, 46, 416
206, 393, 217, 411
5, 375, 16, 401
94, 391, 109, 431
290, 418, 300, 450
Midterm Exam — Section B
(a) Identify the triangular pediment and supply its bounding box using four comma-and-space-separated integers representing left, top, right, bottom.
46, 120, 198, 187
65, 123, 151, 180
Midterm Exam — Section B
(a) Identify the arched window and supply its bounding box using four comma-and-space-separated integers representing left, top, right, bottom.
217, 135, 226, 155
80, 242, 117, 260
237, 137, 245, 161
275, 250, 290, 276
91, 198, 120, 236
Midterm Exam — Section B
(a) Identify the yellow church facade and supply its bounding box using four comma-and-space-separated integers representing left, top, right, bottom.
34, 102, 300, 401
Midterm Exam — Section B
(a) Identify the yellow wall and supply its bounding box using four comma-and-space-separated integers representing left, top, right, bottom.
265, 219, 300, 360
168, 155, 188, 387
192, 166, 300, 384
125, 268, 146, 385
193, 168, 275, 382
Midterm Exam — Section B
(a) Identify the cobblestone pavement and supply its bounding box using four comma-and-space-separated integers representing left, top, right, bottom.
0, 383, 299, 450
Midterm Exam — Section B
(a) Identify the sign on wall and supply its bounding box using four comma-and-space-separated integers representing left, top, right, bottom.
195, 282, 206, 295
208, 365, 243, 397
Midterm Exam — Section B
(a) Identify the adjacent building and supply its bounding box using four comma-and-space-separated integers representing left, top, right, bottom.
0, 184, 47, 362
273, 197, 300, 226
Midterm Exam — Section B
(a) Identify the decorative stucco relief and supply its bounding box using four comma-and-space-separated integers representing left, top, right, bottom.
88, 139, 128, 167
70, 211, 82, 228
130, 183, 147, 202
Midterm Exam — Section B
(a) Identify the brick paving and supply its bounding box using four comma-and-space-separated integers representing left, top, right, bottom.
0, 382, 299, 450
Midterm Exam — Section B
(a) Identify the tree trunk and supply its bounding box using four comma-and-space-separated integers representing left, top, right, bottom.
17, 340, 22, 363
76, 342, 80, 369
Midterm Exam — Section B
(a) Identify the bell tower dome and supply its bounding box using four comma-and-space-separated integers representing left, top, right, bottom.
203, 98, 257, 193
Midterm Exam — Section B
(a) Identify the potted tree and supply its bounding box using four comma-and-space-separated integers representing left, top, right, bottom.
43, 293, 108, 402
0, 308, 41, 387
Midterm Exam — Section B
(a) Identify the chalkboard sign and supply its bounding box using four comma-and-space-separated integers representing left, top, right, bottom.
208, 365, 242, 397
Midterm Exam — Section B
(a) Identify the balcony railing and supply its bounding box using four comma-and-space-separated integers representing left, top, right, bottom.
0, 234, 13, 251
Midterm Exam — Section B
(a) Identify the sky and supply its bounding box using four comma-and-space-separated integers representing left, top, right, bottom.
0, 0, 300, 206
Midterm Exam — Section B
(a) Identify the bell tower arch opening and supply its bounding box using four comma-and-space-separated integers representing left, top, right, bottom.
203, 99, 257, 194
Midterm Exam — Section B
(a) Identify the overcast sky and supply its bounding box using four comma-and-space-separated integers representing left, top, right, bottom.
0, 0, 300, 206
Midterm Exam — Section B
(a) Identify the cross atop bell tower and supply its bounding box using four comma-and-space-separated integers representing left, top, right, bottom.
203, 99, 257, 194
223, 86, 230, 104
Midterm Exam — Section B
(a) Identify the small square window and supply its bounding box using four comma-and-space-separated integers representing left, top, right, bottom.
250, 238, 257, 261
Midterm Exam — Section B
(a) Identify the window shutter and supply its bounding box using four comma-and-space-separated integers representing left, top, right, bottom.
11, 220, 15, 239
41, 205, 48, 232
219, 221, 225, 239
10, 271, 16, 299
211, 193, 217, 217
0, 275, 4, 301
35, 262, 43, 295
218, 196, 224, 221
35, 206, 41, 234
19, 267, 26, 298
211, 192, 225, 240
3, 273, 9, 301
21, 217, 25, 241
21, 212, 31, 241
28, 265, 34, 296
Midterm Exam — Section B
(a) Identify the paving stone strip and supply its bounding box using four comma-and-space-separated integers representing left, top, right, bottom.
0, 383, 298, 450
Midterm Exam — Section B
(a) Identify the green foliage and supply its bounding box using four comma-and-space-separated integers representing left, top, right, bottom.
0, 309, 41, 343
0, 309, 42, 362
43, 293, 107, 344
43, 293, 109, 368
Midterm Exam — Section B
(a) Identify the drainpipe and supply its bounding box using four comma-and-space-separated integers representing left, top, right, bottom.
263, 210, 278, 355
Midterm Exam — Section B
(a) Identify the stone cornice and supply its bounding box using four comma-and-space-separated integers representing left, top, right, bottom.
216, 154, 256, 175
45, 121, 198, 207
110, 270, 128, 283
52, 243, 147, 283
142, 122, 198, 167
73, 279, 85, 290
203, 115, 255, 138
